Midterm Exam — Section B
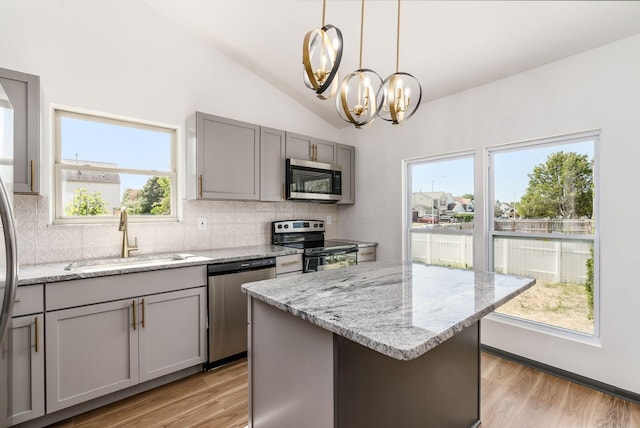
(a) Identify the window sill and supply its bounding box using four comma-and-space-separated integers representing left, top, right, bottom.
484, 312, 602, 348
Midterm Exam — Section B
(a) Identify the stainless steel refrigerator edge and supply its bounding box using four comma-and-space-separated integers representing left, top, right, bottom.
0, 81, 19, 428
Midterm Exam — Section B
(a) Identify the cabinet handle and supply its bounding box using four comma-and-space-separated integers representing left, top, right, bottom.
361, 251, 374, 256
282, 183, 285, 200
313, 144, 318, 161
35, 316, 39, 353
141, 299, 145, 328
14, 298, 20, 303
199, 174, 203, 198
30, 160, 35, 192
132, 300, 137, 330
281, 261, 300, 267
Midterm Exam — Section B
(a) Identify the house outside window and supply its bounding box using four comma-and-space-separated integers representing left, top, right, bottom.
53, 108, 178, 224
488, 132, 598, 337
404, 153, 475, 268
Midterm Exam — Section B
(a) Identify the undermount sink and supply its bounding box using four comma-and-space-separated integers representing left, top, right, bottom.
64, 254, 211, 273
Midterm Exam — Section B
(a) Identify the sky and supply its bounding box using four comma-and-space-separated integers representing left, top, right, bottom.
60, 116, 172, 190
411, 139, 595, 203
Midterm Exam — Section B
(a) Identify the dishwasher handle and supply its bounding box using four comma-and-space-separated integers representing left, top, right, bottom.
207, 257, 276, 275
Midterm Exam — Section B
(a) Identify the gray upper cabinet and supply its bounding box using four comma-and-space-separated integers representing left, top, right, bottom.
187, 112, 260, 200
0, 67, 40, 194
260, 127, 285, 201
285, 132, 336, 164
336, 144, 355, 205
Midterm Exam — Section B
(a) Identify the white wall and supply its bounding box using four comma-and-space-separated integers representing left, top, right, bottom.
338, 35, 640, 393
0, 0, 340, 264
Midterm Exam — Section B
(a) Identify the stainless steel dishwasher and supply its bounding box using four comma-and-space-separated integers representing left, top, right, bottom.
207, 257, 276, 368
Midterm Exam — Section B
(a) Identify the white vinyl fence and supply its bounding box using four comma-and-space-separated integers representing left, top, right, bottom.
411, 233, 474, 269
411, 232, 592, 284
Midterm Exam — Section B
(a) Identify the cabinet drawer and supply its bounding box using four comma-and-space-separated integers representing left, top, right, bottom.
357, 248, 377, 263
13, 285, 44, 316
276, 254, 303, 275
46, 266, 207, 311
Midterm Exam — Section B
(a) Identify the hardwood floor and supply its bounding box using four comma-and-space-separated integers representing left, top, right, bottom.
50, 353, 640, 428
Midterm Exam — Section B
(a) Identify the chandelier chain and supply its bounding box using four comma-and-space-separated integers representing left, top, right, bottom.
396, 0, 401, 73
322, 0, 326, 26
359, 0, 365, 69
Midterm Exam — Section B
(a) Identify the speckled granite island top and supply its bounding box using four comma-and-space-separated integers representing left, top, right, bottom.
242, 261, 535, 361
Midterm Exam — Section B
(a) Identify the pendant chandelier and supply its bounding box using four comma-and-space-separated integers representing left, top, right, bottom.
302, 0, 343, 100
377, 0, 422, 125
336, 0, 383, 129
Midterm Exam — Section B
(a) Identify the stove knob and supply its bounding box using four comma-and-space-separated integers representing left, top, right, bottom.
277, 224, 282, 229
284, 224, 289, 229
314, 223, 318, 228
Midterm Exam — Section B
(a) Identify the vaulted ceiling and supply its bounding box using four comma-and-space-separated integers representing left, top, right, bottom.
145, 0, 640, 128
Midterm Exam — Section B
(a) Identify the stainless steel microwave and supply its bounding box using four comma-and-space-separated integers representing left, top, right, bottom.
286, 158, 342, 203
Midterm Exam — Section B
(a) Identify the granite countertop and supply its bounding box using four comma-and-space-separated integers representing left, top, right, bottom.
18, 245, 302, 286
242, 261, 535, 361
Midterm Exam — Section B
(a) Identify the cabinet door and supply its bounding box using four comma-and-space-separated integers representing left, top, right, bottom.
314, 139, 336, 164
7, 315, 44, 426
45, 300, 138, 412
0, 67, 40, 194
138, 288, 207, 383
260, 127, 285, 201
285, 132, 313, 161
336, 144, 355, 204
285, 132, 336, 163
196, 113, 260, 200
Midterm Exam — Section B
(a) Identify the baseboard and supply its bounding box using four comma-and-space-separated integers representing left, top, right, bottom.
481, 345, 640, 406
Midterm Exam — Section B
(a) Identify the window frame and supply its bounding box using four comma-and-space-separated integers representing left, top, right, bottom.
53, 106, 179, 225
403, 151, 475, 265
485, 130, 600, 339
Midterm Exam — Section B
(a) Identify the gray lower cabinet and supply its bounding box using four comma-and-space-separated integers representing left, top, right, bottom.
45, 286, 207, 412
7, 314, 45, 426
138, 288, 207, 383
259, 127, 286, 201
45, 299, 138, 412
357, 247, 377, 263
285, 132, 336, 164
336, 144, 355, 204
187, 112, 260, 200
0, 67, 40, 194
275, 254, 303, 276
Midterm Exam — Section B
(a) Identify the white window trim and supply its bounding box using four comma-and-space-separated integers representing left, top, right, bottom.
402, 150, 475, 263
485, 130, 600, 340
52, 105, 180, 225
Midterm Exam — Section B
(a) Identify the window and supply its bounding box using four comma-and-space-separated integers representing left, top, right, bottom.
54, 109, 177, 223
405, 153, 475, 268
488, 132, 598, 336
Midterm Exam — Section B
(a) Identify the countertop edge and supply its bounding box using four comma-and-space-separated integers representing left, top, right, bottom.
18, 246, 303, 285
244, 267, 536, 361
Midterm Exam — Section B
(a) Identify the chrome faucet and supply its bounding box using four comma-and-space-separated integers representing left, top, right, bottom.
118, 207, 138, 258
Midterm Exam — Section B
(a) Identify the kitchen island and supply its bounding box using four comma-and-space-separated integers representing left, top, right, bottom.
242, 261, 535, 428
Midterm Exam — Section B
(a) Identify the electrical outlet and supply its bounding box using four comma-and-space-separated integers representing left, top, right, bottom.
198, 217, 207, 230
326, 215, 332, 225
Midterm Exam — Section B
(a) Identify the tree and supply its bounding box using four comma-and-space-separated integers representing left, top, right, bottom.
137, 176, 171, 215
518, 151, 593, 219
65, 188, 109, 216
121, 188, 142, 214
462, 193, 474, 200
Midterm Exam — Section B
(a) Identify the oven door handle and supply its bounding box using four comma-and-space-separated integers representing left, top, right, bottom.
307, 249, 358, 258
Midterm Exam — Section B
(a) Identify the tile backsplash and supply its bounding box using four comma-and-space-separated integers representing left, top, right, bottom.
14, 195, 338, 266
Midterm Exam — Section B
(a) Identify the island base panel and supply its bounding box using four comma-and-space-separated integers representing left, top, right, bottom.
248, 299, 334, 428
335, 322, 480, 428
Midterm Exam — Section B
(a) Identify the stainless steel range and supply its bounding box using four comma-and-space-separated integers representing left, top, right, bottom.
272, 220, 358, 272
